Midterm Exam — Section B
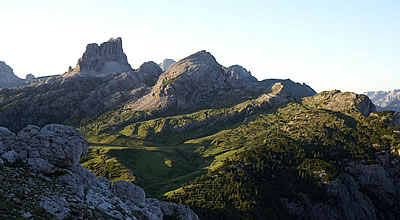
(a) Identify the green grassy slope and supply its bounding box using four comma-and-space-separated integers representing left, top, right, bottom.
80, 91, 400, 219
163, 101, 400, 219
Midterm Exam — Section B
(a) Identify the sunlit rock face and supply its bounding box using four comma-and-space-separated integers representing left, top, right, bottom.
158, 58, 176, 72
130, 50, 316, 112
64, 37, 132, 77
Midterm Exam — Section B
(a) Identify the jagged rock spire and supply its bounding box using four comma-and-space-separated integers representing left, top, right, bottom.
64, 37, 132, 77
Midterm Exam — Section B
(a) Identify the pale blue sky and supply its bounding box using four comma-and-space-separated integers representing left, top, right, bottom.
0, 0, 399, 93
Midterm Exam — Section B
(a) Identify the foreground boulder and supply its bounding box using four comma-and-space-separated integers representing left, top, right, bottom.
18, 124, 88, 168
0, 124, 199, 220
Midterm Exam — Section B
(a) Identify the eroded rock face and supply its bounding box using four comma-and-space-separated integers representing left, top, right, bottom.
0, 61, 24, 88
0, 62, 162, 132
130, 50, 315, 112
355, 95, 377, 117
224, 65, 257, 82
0, 124, 199, 220
34, 124, 88, 167
131, 50, 252, 110
158, 59, 176, 72
16, 124, 88, 167
303, 90, 377, 117
64, 37, 132, 77
281, 154, 400, 220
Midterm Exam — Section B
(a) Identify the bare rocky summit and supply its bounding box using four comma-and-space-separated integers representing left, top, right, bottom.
303, 90, 376, 117
64, 37, 132, 77
0, 42, 315, 132
0, 124, 199, 219
129, 50, 315, 112
0, 61, 24, 88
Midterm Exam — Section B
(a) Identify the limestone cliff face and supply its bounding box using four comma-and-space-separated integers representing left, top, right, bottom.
64, 37, 132, 77
0, 61, 24, 88
0, 124, 199, 220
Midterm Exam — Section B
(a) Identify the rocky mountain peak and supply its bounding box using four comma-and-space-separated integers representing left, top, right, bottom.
64, 37, 132, 77
158, 50, 220, 81
0, 61, 24, 88
127, 50, 315, 113
0, 61, 15, 78
182, 50, 217, 63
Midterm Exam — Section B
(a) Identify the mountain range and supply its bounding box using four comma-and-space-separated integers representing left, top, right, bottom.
1, 37, 400, 220
365, 90, 400, 112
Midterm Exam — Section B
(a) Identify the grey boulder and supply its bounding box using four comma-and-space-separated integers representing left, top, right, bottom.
1, 150, 19, 164
35, 124, 88, 168
112, 180, 146, 204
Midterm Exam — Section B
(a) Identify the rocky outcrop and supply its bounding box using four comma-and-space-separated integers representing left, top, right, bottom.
0, 61, 24, 88
122, 82, 305, 138
129, 50, 315, 112
0, 47, 315, 133
355, 95, 377, 117
64, 37, 132, 77
0, 124, 199, 219
303, 90, 376, 117
158, 59, 176, 72
18, 124, 88, 168
281, 153, 400, 220
25, 73, 35, 81
0, 63, 162, 132
25, 73, 58, 83
224, 65, 257, 82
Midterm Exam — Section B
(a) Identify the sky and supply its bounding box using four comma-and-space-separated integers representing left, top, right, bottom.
0, 0, 399, 93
